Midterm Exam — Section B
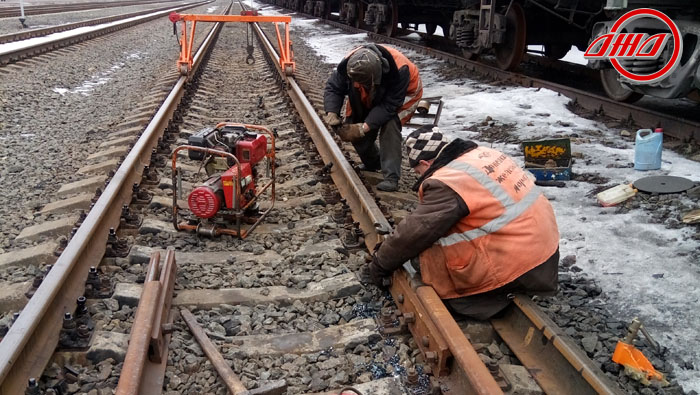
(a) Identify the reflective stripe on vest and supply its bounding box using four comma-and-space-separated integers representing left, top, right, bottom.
437, 160, 542, 246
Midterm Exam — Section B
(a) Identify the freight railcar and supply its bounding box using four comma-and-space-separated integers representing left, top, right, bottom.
277, 0, 700, 102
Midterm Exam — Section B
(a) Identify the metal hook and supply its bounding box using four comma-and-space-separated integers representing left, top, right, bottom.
246, 45, 255, 64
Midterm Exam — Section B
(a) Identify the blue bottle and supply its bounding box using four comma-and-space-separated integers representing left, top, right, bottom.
634, 128, 663, 170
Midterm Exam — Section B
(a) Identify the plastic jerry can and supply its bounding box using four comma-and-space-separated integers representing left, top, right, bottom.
596, 184, 637, 207
634, 128, 663, 170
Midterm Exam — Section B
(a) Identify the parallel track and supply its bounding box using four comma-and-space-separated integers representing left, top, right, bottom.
0, 0, 212, 65
0, 0, 182, 18
0, 3, 201, 45
0, 6, 225, 392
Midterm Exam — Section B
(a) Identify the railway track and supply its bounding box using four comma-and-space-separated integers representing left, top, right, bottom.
0, 0, 183, 19
0, 2, 202, 45
0, 2, 686, 395
267, 5, 700, 146
0, 0, 212, 65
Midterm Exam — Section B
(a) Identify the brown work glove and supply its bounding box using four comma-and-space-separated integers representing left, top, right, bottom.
368, 254, 391, 288
323, 112, 342, 127
337, 123, 366, 142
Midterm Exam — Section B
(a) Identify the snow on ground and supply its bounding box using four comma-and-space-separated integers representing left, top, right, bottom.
256, 4, 700, 390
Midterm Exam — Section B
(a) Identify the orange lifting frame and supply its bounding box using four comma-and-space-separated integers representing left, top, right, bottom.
169, 12, 294, 75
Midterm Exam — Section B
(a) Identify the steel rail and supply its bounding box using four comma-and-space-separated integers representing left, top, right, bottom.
0, 5, 228, 392
258, 7, 629, 394
492, 296, 625, 395
248, 12, 504, 395
0, 0, 183, 18
312, 18, 700, 143
0, 4, 203, 45
0, 0, 213, 66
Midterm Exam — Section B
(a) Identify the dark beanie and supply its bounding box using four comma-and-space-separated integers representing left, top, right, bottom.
404, 126, 450, 168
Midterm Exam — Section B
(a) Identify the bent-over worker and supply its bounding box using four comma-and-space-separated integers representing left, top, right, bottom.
323, 44, 423, 192
369, 126, 560, 319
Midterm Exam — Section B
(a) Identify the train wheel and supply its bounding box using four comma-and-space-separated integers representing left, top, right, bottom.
600, 68, 644, 103
373, 0, 398, 37
494, 2, 526, 70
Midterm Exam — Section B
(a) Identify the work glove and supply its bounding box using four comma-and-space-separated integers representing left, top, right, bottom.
368, 254, 391, 288
323, 112, 342, 127
337, 123, 366, 142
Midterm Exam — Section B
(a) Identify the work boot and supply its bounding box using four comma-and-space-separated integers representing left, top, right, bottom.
376, 179, 398, 192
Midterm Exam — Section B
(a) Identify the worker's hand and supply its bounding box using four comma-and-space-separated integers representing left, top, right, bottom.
338, 123, 366, 142
368, 255, 390, 288
323, 112, 342, 127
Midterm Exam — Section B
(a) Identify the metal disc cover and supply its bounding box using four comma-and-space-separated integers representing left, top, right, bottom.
633, 176, 695, 194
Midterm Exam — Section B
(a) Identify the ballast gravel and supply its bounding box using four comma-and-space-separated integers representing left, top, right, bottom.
0, 0, 226, 252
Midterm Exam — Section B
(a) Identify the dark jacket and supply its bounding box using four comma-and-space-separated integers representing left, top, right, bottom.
373, 139, 559, 319
324, 44, 411, 129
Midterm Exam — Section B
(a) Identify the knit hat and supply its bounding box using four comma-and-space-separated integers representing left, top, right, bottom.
347, 48, 383, 86
404, 126, 450, 168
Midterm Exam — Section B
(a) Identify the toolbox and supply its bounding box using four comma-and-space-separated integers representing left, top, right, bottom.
522, 138, 572, 181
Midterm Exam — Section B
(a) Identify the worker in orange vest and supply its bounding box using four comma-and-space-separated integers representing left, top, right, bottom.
324, 44, 423, 192
369, 126, 560, 319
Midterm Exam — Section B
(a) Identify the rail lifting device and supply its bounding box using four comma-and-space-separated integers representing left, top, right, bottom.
168, 10, 294, 75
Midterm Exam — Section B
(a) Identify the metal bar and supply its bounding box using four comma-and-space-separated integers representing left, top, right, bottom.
416, 286, 503, 394
180, 14, 291, 22
116, 280, 162, 395
181, 309, 251, 395
150, 250, 177, 363
491, 296, 624, 395
0, 6, 227, 392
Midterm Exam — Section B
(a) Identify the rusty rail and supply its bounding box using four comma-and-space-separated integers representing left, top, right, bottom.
253, 6, 632, 393
181, 308, 251, 395
248, 11, 503, 394
0, 5, 229, 393
116, 250, 177, 395
491, 296, 624, 395
0, 1, 213, 65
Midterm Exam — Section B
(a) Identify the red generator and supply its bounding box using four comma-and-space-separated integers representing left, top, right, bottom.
171, 123, 275, 238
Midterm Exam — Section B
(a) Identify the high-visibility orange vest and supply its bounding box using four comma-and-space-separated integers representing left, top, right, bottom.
418, 146, 560, 299
345, 46, 423, 125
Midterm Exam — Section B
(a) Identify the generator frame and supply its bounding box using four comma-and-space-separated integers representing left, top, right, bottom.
170, 123, 276, 239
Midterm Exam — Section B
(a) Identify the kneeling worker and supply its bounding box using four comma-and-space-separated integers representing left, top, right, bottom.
323, 44, 423, 192
369, 126, 560, 319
